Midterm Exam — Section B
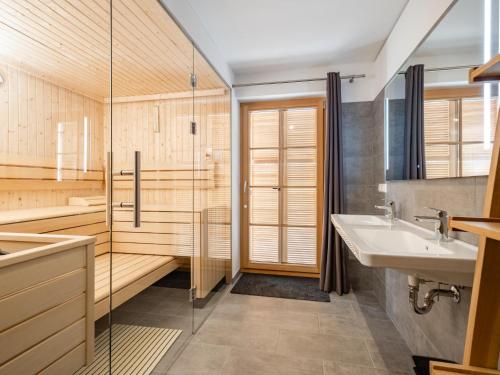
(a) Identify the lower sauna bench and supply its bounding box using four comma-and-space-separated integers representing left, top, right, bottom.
94, 253, 181, 320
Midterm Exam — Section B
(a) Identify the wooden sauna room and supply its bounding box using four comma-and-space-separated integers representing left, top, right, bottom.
0, 0, 231, 374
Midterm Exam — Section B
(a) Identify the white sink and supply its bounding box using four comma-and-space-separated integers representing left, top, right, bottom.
352, 228, 454, 255
332, 214, 477, 286
337, 214, 391, 226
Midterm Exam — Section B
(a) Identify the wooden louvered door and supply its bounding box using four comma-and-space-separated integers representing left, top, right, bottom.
241, 98, 324, 276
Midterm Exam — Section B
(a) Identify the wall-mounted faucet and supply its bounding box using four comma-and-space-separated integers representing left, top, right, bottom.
414, 207, 449, 241
375, 199, 395, 222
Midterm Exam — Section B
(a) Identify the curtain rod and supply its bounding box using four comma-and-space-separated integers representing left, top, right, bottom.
397, 64, 479, 74
232, 74, 366, 88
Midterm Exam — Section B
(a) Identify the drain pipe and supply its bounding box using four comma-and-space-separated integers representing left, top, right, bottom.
408, 276, 461, 315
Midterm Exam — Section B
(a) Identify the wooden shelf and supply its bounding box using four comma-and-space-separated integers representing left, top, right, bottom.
469, 54, 500, 83
450, 217, 500, 241
431, 362, 500, 375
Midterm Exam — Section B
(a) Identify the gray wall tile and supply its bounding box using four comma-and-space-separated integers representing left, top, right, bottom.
364, 90, 488, 363
340, 91, 487, 362
342, 101, 377, 291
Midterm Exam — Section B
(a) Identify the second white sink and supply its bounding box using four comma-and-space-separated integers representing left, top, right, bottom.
332, 214, 477, 286
352, 228, 454, 255
337, 214, 391, 226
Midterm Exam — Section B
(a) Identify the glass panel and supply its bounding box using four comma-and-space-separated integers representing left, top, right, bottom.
283, 108, 317, 147
192, 49, 232, 331
250, 110, 279, 148
249, 188, 279, 225
282, 188, 316, 226
250, 149, 279, 186
250, 226, 279, 263
0, 1, 112, 372
283, 227, 316, 265
283, 148, 316, 187
110, 0, 196, 372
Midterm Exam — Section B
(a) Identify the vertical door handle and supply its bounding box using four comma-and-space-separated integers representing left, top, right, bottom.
106, 151, 112, 227
133, 151, 141, 228
243, 180, 247, 193
109, 151, 141, 228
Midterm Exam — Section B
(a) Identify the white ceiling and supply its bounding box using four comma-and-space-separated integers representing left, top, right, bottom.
415, 0, 484, 58
188, 0, 409, 76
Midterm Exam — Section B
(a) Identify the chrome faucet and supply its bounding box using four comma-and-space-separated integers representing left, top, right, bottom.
375, 199, 395, 222
414, 207, 449, 241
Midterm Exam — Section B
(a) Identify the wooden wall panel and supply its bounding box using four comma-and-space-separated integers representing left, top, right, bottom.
105, 94, 230, 210
0, 208, 109, 258
0, 63, 105, 211
106, 92, 232, 294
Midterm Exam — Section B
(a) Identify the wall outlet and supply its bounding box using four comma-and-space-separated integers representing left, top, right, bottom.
378, 183, 387, 193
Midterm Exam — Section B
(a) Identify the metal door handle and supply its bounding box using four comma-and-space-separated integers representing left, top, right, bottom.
108, 151, 141, 228
133, 151, 141, 228
272, 186, 281, 191
106, 152, 112, 227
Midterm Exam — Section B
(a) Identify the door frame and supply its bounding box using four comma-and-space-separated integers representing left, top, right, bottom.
240, 97, 325, 277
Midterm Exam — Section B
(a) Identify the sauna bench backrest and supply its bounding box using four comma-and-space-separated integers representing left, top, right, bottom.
0, 204, 206, 258
0, 205, 110, 257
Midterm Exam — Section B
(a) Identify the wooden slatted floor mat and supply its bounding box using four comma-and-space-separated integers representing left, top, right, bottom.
75, 324, 182, 375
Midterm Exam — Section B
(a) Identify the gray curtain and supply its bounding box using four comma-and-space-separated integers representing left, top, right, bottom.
404, 64, 426, 179
319, 72, 350, 295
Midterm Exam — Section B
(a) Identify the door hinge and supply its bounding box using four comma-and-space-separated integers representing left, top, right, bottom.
190, 73, 197, 88
189, 287, 197, 302
191, 121, 197, 135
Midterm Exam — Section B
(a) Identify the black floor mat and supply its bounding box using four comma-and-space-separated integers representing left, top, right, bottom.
231, 273, 330, 302
154, 270, 190, 289
412, 355, 456, 375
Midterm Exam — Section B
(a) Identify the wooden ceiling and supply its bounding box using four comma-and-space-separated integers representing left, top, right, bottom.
0, 0, 226, 101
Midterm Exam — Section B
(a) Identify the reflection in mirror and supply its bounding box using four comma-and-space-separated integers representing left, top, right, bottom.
385, 0, 500, 180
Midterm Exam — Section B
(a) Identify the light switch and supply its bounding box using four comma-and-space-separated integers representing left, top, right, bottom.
378, 183, 387, 193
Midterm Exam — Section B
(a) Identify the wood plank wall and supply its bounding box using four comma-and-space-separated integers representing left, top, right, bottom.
105, 94, 230, 210
106, 93, 232, 294
0, 60, 231, 296
0, 63, 105, 211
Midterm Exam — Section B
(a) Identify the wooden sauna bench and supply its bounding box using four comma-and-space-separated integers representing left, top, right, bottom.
0, 202, 228, 316
112, 204, 228, 299
0, 205, 182, 321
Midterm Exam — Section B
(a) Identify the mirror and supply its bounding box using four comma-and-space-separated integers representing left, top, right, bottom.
385, 0, 499, 180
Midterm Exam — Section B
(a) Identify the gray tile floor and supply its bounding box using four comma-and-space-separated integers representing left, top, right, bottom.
162, 288, 415, 375
95, 284, 414, 374
94, 284, 225, 374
